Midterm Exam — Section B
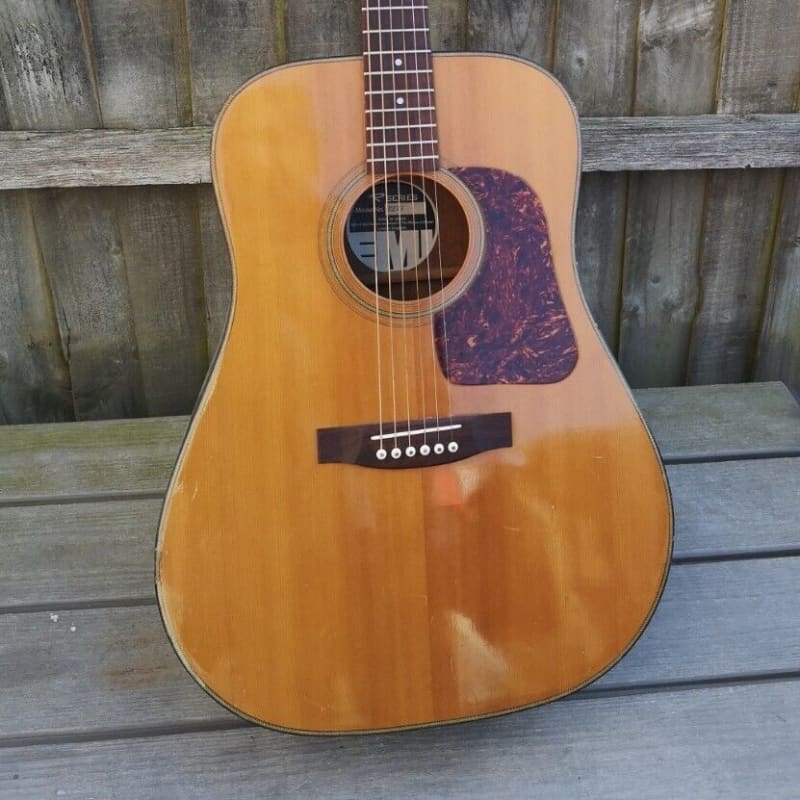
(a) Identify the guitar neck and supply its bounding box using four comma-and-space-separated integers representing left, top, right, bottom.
362, 0, 440, 174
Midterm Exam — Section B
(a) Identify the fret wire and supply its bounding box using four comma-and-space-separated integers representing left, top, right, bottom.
362, 1, 438, 173
367, 122, 436, 130
367, 156, 439, 164
363, 28, 429, 34
366, 68, 432, 75
367, 141, 439, 148
365, 88, 433, 94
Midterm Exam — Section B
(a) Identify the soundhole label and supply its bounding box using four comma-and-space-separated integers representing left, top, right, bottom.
346, 179, 437, 274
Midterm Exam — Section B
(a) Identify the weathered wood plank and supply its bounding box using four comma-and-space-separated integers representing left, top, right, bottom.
687, 0, 800, 384
110, 184, 208, 415
2, 455, 799, 608
669, 457, 800, 559
0, 1, 146, 420
618, 0, 723, 387
429, 0, 467, 50
1, 558, 798, 739
468, 0, 556, 66
552, 1, 638, 348
1, 113, 799, 190
1, 383, 797, 500
25, 187, 146, 419
0, 3, 98, 130
635, 382, 800, 459
86, 0, 209, 417
285, 3, 359, 59
0, 191, 73, 423
0, 498, 161, 608
1, 676, 799, 800
618, 171, 706, 387
687, 168, 783, 382
0, 127, 214, 189
755, 169, 800, 390
0, 416, 184, 500
184, 0, 283, 357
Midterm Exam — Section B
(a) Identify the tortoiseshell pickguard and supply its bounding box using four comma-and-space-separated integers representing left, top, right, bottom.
435, 167, 578, 385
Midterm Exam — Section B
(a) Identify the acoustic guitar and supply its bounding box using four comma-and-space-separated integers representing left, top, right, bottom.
156, 0, 673, 733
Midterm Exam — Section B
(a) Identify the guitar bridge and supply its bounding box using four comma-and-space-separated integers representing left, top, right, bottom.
317, 413, 512, 469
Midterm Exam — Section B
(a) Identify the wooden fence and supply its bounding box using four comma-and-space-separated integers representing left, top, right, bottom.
0, 0, 798, 424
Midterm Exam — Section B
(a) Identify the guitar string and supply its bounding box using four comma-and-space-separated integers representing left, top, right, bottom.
410, 0, 442, 445
373, 1, 400, 452
415, 1, 454, 446
387, 8, 415, 455
365, 2, 385, 449
398, 2, 432, 453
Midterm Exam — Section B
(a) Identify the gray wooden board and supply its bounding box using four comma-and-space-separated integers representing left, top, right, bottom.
1, 383, 798, 501
619, 170, 706, 387
28, 187, 146, 420
0, 498, 162, 608
634, 382, 800, 460
0, 557, 798, 740
687, 0, 800, 384
0, 1, 146, 421
0, 192, 73, 424
553, 1, 638, 349
0, 9, 79, 423
468, 0, 556, 66
428, 0, 467, 50
109, 185, 208, 416
0, 416, 185, 501
285, 3, 359, 59
3, 456, 800, 609
2, 114, 800, 189
755, 168, 800, 391
687, 168, 784, 384
618, 0, 724, 387
1, 680, 798, 799
86, 1, 209, 418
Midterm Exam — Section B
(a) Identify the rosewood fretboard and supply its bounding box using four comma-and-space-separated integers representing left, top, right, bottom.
362, 0, 439, 174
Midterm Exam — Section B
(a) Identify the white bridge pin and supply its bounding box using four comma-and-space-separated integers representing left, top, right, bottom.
420, 444, 431, 456
391, 448, 403, 460
434, 443, 445, 455
406, 446, 416, 457
376, 449, 388, 461
448, 442, 459, 454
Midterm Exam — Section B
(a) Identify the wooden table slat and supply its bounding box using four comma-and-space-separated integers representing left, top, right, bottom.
1, 679, 798, 799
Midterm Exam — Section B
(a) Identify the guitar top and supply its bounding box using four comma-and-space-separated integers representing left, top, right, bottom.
156, 0, 673, 733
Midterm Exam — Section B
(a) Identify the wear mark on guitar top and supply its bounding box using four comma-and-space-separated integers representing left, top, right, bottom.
435, 167, 578, 385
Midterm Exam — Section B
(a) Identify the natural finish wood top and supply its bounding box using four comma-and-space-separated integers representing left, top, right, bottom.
1, 382, 799, 796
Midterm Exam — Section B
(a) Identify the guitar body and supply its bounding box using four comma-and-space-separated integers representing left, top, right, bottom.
156, 53, 672, 733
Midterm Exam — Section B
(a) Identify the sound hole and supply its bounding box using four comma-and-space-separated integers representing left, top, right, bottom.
344, 175, 469, 300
